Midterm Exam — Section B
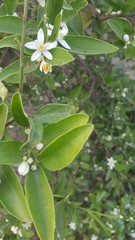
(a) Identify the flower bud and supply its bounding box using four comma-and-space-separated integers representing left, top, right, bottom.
36, 143, 44, 151
123, 34, 130, 43
18, 161, 30, 176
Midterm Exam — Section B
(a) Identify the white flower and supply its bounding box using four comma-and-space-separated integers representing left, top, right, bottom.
25, 28, 57, 61
111, 207, 119, 215
11, 226, 18, 234
57, 22, 71, 49
91, 235, 98, 240
18, 161, 30, 176
31, 164, 37, 171
69, 222, 76, 230
40, 61, 52, 74
107, 157, 117, 170
37, 0, 45, 7
123, 34, 130, 43
22, 222, 31, 230
36, 143, 44, 150
27, 157, 33, 164
18, 229, 22, 238
106, 135, 112, 141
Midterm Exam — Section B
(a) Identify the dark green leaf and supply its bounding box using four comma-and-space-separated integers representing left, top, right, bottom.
0, 103, 8, 140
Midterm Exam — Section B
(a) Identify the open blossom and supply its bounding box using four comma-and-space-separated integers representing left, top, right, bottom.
107, 157, 117, 170
18, 161, 30, 176
40, 61, 52, 74
25, 28, 57, 61
37, 0, 45, 7
57, 22, 71, 49
69, 222, 76, 230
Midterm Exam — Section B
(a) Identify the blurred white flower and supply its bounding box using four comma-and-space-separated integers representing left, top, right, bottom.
69, 222, 76, 230
27, 157, 33, 164
31, 164, 37, 171
22, 222, 31, 230
25, 128, 30, 135
107, 157, 117, 170
37, 0, 45, 7
91, 235, 98, 240
11, 226, 18, 234
25, 28, 57, 61
18, 229, 22, 238
46, 23, 54, 36
106, 135, 112, 141
18, 161, 30, 176
36, 143, 44, 150
95, 8, 101, 14
57, 22, 71, 49
112, 207, 119, 215
40, 61, 52, 74
123, 34, 130, 43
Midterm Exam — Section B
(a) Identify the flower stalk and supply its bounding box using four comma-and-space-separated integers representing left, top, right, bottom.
19, 0, 29, 94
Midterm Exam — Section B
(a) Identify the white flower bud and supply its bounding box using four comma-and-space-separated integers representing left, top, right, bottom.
18, 161, 30, 176
95, 8, 101, 14
36, 143, 44, 151
123, 34, 130, 43
31, 164, 37, 171
27, 157, 33, 164
11, 226, 18, 234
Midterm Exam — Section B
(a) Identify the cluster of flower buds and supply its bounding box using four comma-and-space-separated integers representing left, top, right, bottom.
111, 10, 122, 15
123, 34, 131, 49
18, 143, 43, 176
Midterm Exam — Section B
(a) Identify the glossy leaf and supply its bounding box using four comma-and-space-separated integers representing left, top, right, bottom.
46, 0, 64, 24
0, 16, 22, 34
65, 35, 119, 55
22, 117, 43, 151
25, 167, 55, 240
11, 92, 30, 128
62, 0, 88, 21
36, 103, 75, 124
0, 103, 8, 140
0, 166, 31, 222
0, 141, 23, 165
47, 47, 74, 66
0, 57, 39, 83
107, 18, 133, 40
0, 82, 8, 101
38, 124, 94, 171
42, 113, 89, 145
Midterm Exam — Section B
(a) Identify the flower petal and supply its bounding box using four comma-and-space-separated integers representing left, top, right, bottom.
43, 50, 53, 60
25, 41, 37, 50
31, 51, 41, 61
37, 0, 45, 7
45, 41, 57, 50
37, 28, 44, 43
58, 39, 71, 49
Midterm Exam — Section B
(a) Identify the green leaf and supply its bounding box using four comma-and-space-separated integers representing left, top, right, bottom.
4, 0, 19, 15
55, 201, 66, 239
0, 103, 8, 140
46, 0, 64, 24
22, 117, 43, 151
25, 167, 55, 240
47, 47, 74, 66
65, 35, 119, 55
0, 57, 39, 83
0, 166, 31, 222
42, 113, 89, 145
0, 82, 8, 101
62, 0, 88, 22
11, 92, 30, 128
0, 16, 22, 34
63, 0, 73, 10
35, 103, 75, 124
106, 18, 133, 40
68, 12, 84, 35
0, 141, 23, 165
38, 124, 94, 171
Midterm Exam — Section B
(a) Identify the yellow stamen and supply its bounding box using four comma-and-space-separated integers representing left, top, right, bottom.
42, 63, 51, 72
38, 43, 45, 52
